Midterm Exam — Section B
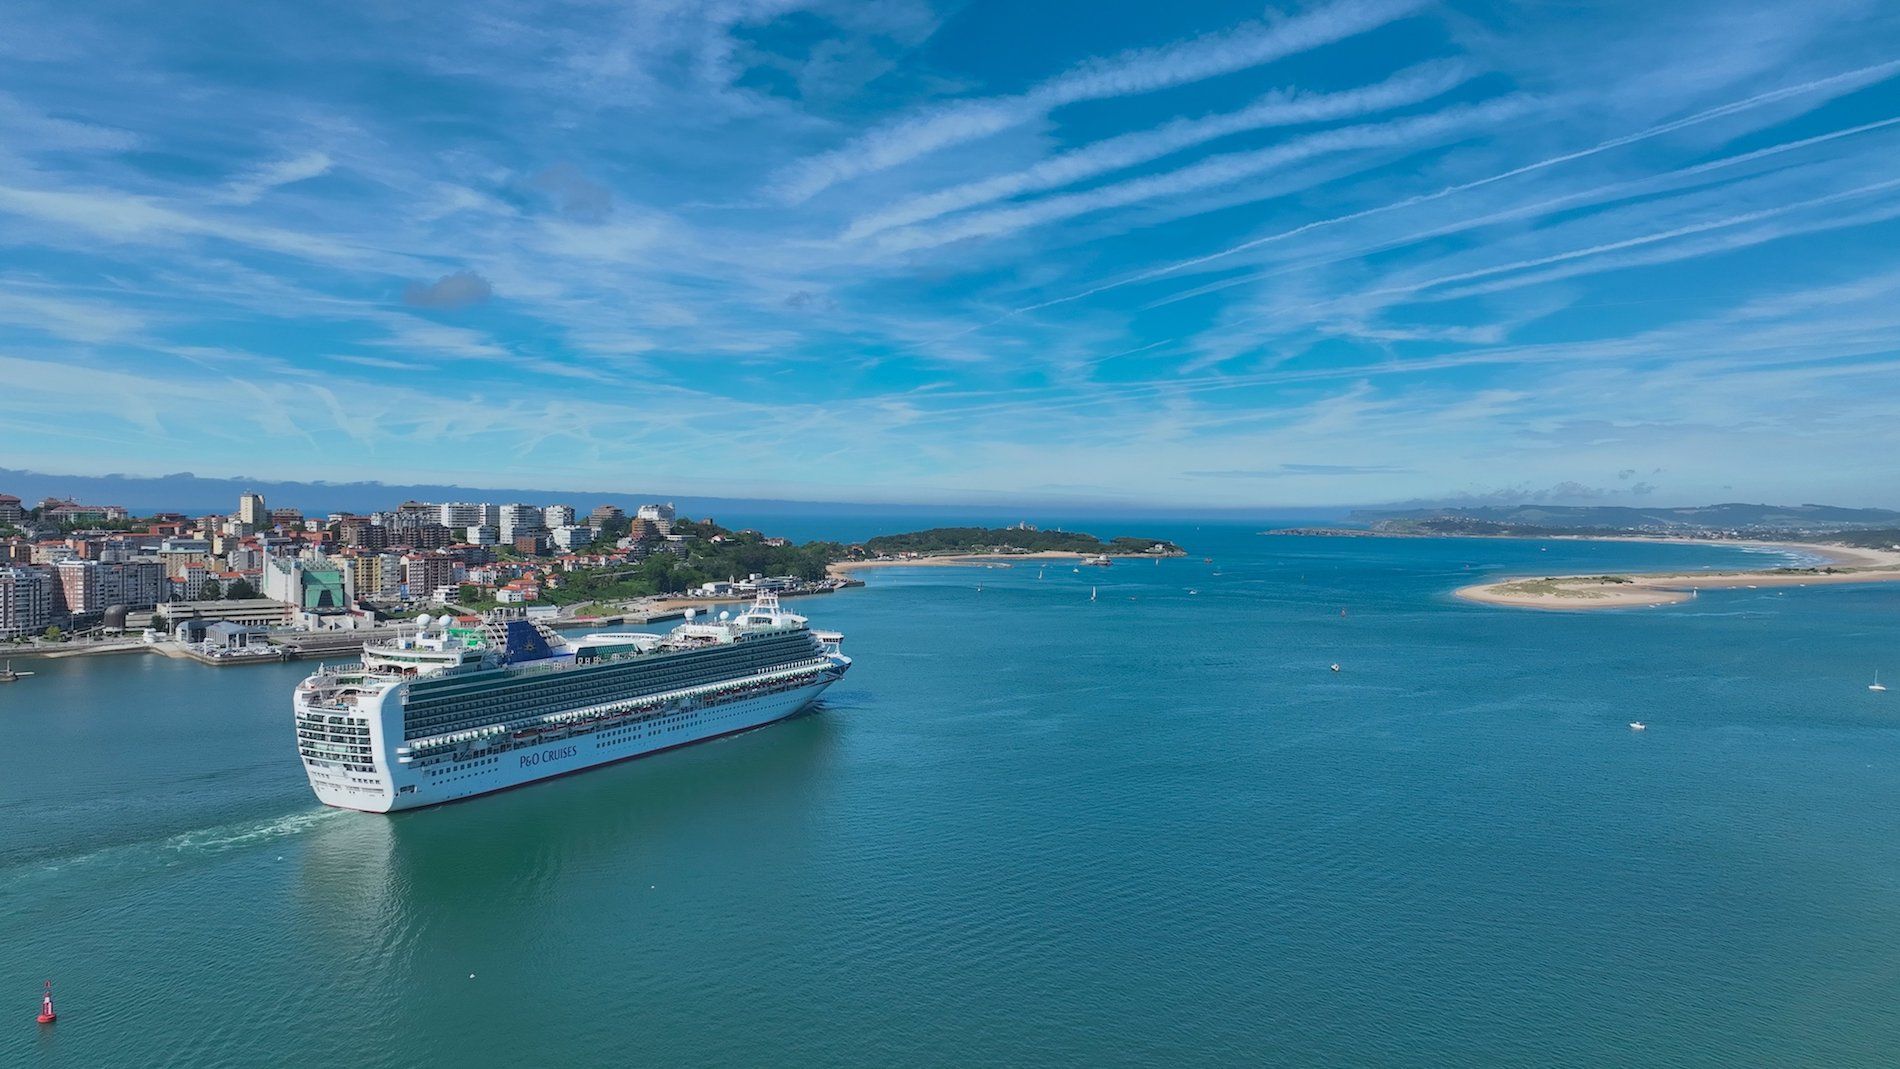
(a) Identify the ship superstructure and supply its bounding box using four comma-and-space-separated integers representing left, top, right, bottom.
293, 593, 849, 812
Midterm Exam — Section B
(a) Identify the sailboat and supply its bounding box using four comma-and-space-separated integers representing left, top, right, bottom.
1873, 671, 1888, 693
1090, 586, 1097, 602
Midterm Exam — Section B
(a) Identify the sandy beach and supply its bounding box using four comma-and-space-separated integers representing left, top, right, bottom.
1455, 541, 1900, 610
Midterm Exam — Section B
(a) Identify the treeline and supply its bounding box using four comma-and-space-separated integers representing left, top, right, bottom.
861, 526, 1180, 556
506, 522, 843, 608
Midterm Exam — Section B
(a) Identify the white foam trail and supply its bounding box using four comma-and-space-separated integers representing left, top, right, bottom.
162, 808, 343, 855
2, 807, 343, 892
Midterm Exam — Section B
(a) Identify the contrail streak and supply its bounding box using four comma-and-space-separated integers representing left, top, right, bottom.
1002, 57, 1900, 318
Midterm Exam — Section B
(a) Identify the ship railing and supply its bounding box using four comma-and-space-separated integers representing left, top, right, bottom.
473, 626, 815, 681
396, 657, 833, 756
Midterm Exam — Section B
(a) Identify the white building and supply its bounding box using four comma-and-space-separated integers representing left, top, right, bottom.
466, 525, 499, 546
543, 504, 577, 528
439, 502, 484, 528
499, 504, 544, 543
550, 525, 594, 551
636, 503, 676, 534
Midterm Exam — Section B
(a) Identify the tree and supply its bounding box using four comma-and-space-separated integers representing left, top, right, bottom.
43, 625, 62, 642
226, 578, 257, 600
200, 579, 224, 600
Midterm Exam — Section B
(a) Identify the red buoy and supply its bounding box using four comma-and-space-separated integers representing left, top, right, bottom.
36, 980, 56, 1024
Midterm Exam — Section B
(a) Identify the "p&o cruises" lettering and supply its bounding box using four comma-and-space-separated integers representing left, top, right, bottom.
519, 745, 579, 769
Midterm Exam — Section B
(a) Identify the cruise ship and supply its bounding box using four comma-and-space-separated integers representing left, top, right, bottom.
293, 593, 850, 812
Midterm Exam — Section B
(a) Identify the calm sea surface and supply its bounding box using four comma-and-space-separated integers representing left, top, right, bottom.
5, 529, 1899, 1067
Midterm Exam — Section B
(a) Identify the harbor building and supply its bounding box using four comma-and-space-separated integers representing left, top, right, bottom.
53, 558, 166, 616
157, 599, 293, 632
262, 554, 349, 611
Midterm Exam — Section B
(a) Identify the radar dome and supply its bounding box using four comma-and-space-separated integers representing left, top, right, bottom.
415, 613, 434, 629
718, 611, 731, 621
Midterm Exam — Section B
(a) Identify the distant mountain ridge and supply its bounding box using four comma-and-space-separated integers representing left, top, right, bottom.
0, 467, 985, 521
1350, 502, 1900, 534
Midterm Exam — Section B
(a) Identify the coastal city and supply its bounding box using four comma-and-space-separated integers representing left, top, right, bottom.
0, 489, 853, 664
9, 0, 1900, 1064
0, 488, 1183, 666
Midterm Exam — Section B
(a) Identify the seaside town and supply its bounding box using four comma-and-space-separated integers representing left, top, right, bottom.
0, 490, 853, 664
0, 489, 1185, 665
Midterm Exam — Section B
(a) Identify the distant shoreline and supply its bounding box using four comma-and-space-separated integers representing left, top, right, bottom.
1446, 539, 1900, 610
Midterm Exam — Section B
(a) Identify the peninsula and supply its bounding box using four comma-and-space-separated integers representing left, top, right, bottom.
828, 526, 1183, 574
1264, 500, 1900, 611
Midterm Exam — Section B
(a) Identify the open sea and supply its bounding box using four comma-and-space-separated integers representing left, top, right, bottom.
5, 528, 1900, 1067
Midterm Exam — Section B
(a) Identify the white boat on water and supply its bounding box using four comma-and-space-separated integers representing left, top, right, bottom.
1873, 671, 1888, 693
1630, 722, 1647, 731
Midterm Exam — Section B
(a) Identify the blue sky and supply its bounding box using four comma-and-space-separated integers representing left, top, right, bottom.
3, 0, 1899, 508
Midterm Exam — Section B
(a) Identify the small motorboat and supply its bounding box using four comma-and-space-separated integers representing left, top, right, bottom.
1629, 722, 1647, 731
1329, 663, 1340, 673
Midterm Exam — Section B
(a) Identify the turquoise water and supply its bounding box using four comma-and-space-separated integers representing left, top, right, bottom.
5, 530, 1900, 1067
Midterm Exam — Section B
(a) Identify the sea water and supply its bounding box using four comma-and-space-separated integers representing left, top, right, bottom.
4, 529, 1898, 1067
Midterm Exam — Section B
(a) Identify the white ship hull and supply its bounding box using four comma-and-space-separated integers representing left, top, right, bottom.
306, 676, 836, 813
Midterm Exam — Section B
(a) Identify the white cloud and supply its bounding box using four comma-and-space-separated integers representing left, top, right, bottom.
768, 0, 1430, 203
220, 151, 335, 204
842, 60, 1476, 241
